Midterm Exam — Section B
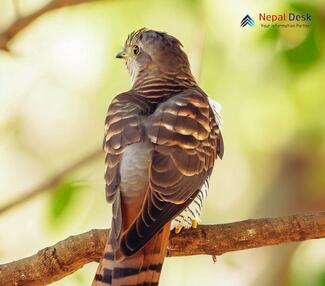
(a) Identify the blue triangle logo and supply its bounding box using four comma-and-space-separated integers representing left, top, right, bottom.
240, 14, 255, 27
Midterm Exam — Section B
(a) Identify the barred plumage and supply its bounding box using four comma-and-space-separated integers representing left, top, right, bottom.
171, 97, 222, 231
93, 28, 224, 286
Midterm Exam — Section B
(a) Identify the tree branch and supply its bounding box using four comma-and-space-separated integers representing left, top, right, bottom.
0, 0, 102, 51
0, 148, 102, 215
1, 212, 325, 285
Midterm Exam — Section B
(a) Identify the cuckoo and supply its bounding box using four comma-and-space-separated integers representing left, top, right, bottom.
92, 28, 224, 286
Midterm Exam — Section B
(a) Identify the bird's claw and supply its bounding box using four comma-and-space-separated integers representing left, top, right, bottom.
175, 224, 183, 234
191, 219, 198, 229
174, 220, 198, 234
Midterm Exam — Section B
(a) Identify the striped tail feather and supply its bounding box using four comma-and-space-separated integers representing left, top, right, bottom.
92, 243, 114, 286
92, 223, 170, 286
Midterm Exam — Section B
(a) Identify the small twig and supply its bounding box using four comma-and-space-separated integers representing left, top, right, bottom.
1, 212, 325, 285
0, 0, 103, 50
0, 148, 102, 215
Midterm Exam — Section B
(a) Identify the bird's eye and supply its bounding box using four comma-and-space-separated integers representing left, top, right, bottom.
132, 45, 140, 56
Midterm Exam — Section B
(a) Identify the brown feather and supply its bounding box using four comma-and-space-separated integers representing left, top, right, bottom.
94, 28, 224, 286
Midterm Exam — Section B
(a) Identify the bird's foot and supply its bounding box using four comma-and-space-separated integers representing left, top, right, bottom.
174, 220, 198, 234
174, 224, 184, 234
191, 219, 198, 229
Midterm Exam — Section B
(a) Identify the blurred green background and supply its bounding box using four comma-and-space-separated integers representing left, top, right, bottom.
0, 0, 325, 285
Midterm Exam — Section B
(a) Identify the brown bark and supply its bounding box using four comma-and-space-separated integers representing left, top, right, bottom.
1, 212, 325, 285
0, 0, 103, 50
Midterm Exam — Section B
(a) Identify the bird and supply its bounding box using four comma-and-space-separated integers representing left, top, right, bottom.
92, 28, 224, 286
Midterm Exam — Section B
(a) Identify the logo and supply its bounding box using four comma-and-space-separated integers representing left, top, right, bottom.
259, 13, 312, 28
241, 13, 312, 29
240, 14, 255, 27
259, 13, 311, 22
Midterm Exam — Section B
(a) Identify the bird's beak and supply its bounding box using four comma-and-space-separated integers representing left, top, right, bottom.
116, 50, 127, 59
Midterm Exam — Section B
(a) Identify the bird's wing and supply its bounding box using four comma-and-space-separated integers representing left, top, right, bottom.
171, 96, 224, 231
103, 91, 149, 245
208, 97, 224, 158
120, 89, 222, 256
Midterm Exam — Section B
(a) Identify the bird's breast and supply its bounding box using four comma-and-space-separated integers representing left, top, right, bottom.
119, 140, 153, 199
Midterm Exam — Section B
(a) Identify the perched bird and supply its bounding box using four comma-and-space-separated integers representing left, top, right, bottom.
92, 28, 224, 286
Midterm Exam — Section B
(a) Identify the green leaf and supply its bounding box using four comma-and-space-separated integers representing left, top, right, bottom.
48, 180, 83, 226
283, 27, 321, 71
315, 271, 325, 286
283, 2, 322, 71
260, 2, 322, 72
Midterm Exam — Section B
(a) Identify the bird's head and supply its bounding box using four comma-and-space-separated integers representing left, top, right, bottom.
116, 28, 194, 85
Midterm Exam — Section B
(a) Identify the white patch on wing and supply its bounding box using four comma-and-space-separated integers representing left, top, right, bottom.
208, 97, 222, 129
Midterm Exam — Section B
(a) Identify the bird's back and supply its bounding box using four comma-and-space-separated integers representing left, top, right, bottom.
92, 28, 223, 286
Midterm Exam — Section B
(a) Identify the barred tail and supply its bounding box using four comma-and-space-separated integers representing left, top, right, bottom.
92, 223, 170, 286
